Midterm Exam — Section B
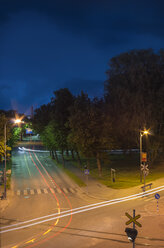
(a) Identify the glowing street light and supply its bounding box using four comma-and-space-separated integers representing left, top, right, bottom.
140, 129, 150, 183
14, 119, 22, 124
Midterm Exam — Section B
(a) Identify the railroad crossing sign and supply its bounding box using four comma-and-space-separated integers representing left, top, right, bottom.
141, 164, 149, 176
125, 212, 142, 227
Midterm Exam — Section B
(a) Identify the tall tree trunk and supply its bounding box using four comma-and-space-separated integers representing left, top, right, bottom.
71, 149, 75, 160
52, 151, 55, 159
96, 152, 102, 177
76, 150, 81, 167
61, 150, 65, 168
66, 149, 69, 157
54, 150, 59, 163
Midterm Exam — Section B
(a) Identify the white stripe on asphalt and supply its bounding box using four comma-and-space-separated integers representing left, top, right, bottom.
63, 187, 68, 194
24, 190, 28, 195
30, 189, 35, 195
37, 189, 41, 194
69, 188, 75, 193
17, 190, 20, 196
56, 188, 62, 194
43, 188, 48, 194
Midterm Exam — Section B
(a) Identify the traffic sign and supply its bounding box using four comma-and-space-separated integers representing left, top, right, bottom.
141, 152, 147, 162
141, 164, 148, 171
155, 193, 160, 200
141, 164, 149, 176
84, 169, 89, 175
125, 212, 142, 227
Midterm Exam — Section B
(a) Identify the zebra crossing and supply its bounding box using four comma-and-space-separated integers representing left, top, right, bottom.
14, 187, 78, 196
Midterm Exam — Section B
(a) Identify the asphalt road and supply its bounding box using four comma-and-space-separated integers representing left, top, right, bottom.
1, 140, 164, 248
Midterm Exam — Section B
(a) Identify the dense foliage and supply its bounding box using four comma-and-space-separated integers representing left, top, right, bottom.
105, 49, 164, 163
32, 49, 164, 173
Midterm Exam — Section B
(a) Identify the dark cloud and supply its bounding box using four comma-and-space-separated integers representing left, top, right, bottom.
1, 0, 164, 47
0, 0, 164, 112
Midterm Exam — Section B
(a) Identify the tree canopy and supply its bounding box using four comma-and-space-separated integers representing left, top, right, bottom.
105, 49, 164, 160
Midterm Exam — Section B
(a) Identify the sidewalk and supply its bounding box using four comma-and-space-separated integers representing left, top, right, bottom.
63, 161, 164, 202
0, 181, 14, 212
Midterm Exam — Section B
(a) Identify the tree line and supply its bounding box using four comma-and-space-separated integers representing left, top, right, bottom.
32, 49, 164, 174
0, 110, 31, 162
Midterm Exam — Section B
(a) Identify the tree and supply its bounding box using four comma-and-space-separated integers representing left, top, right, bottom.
50, 88, 75, 166
0, 114, 12, 161
104, 49, 164, 161
68, 92, 113, 176
32, 103, 52, 134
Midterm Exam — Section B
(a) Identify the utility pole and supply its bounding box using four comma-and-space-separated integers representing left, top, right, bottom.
140, 131, 142, 183
4, 122, 7, 199
133, 209, 135, 248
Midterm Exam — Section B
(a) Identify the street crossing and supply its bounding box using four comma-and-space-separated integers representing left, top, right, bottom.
14, 187, 78, 196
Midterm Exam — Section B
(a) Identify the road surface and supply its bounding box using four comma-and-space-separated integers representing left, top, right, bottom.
1, 140, 164, 248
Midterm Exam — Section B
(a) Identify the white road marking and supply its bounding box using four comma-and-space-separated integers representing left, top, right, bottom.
30, 189, 35, 195
43, 188, 48, 194
24, 190, 28, 195
37, 189, 41, 194
56, 188, 62, 194
17, 190, 20, 196
63, 187, 68, 194
69, 188, 75, 193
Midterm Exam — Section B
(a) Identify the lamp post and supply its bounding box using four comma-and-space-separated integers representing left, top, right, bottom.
140, 130, 149, 183
3, 118, 23, 199
3, 122, 7, 199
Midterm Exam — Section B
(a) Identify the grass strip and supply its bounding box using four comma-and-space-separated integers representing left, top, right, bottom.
55, 162, 86, 187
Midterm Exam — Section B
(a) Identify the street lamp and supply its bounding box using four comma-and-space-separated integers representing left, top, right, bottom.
3, 118, 22, 199
140, 130, 149, 183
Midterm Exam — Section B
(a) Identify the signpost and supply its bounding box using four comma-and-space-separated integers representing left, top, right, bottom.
141, 163, 149, 188
125, 209, 142, 248
155, 193, 160, 213
84, 166, 89, 194
111, 168, 116, 182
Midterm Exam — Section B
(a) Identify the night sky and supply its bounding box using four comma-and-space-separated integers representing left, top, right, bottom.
0, 0, 164, 114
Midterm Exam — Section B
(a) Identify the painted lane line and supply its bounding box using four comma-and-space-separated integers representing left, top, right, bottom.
30, 189, 35, 195
69, 188, 75, 193
43, 188, 48, 194
29, 152, 70, 248
63, 188, 68, 194
1, 186, 164, 234
25, 238, 36, 244
24, 154, 31, 177
24, 190, 28, 195
17, 190, 20, 196
37, 189, 41, 194
56, 188, 62, 194
43, 228, 52, 235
